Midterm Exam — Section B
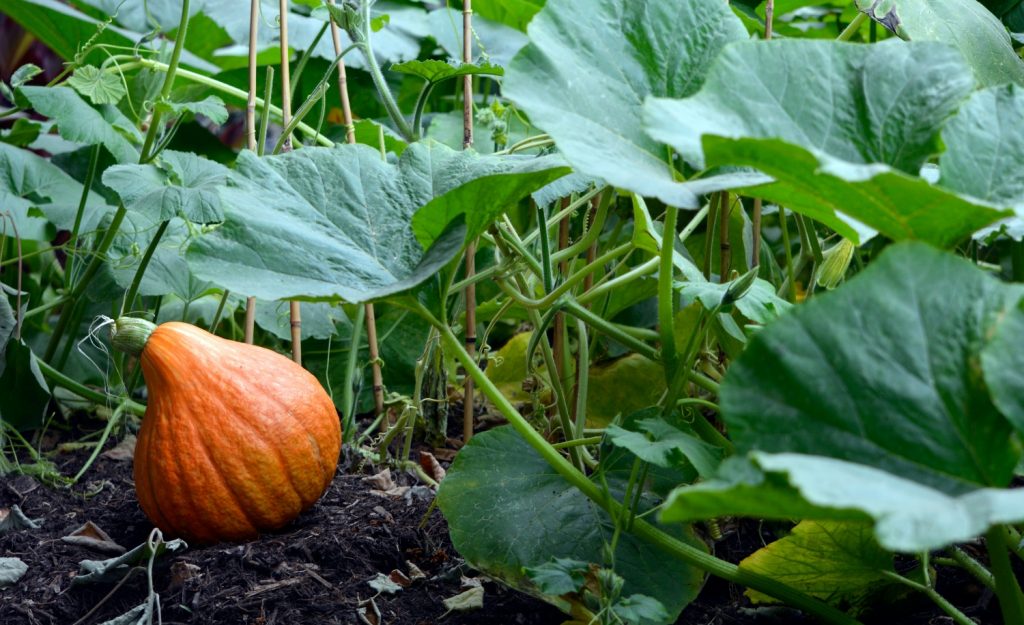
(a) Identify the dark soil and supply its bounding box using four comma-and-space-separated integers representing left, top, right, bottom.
0, 436, 564, 625
0, 430, 1002, 625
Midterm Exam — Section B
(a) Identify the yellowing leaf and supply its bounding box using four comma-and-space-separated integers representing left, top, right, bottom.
740, 520, 895, 612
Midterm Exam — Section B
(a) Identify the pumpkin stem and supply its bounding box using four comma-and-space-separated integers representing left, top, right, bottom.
111, 317, 158, 356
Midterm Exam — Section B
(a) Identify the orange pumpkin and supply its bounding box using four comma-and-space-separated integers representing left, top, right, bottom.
111, 317, 341, 544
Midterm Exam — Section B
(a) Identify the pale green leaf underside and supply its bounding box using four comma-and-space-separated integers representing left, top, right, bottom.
663, 453, 1024, 552
696, 136, 1011, 247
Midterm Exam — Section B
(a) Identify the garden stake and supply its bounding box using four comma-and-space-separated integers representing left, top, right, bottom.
243, 0, 260, 343
277, 0, 302, 365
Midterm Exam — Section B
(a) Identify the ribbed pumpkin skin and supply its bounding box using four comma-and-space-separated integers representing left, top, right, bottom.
132, 322, 341, 544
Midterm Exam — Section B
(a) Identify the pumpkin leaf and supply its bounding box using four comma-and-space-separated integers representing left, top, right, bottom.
938, 84, 1024, 240
0, 558, 28, 588
0, 119, 43, 147
72, 537, 186, 586
390, 59, 504, 83
853, 0, 1024, 88
740, 520, 895, 610
981, 300, 1024, 435
717, 242, 1024, 490
102, 150, 230, 224
2, 0, 217, 72
472, 0, 545, 31
437, 425, 706, 623
187, 142, 566, 303
693, 136, 1010, 247
66, 65, 126, 106
642, 39, 973, 172
605, 417, 723, 478
17, 86, 140, 163
155, 96, 229, 126
0, 340, 51, 431
0, 142, 113, 239
524, 558, 589, 596
663, 452, 1024, 552
642, 39, 1002, 247
254, 300, 346, 341
660, 242, 1024, 552
503, 0, 748, 207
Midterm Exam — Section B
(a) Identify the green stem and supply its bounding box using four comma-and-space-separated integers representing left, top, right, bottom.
258, 66, 275, 155
66, 144, 101, 290
411, 81, 436, 139
423, 305, 861, 625
139, 0, 191, 162
352, 2, 415, 140
881, 571, 975, 625
114, 60, 332, 148
44, 206, 129, 361
948, 546, 997, 592
837, 11, 868, 41
657, 200, 679, 374
1011, 240, 1024, 282
123, 220, 170, 315
73, 404, 126, 483
778, 206, 797, 302
341, 303, 365, 444
37, 359, 146, 417
289, 21, 330, 102
498, 242, 631, 310
988, 526, 1024, 625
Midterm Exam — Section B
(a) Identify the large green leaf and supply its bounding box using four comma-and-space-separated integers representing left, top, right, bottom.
0, 143, 111, 240
938, 84, 1024, 239
186, 142, 564, 303
18, 86, 140, 164
102, 150, 231, 223
0, 340, 51, 431
854, 0, 1024, 87
643, 40, 1007, 246
981, 300, 1024, 433
940, 85, 1024, 206
503, 0, 748, 207
411, 156, 569, 248
645, 39, 972, 175
437, 426, 705, 623
740, 520, 895, 610
723, 242, 1022, 491
390, 60, 504, 83
663, 452, 1024, 552
691, 136, 1011, 247
473, 0, 545, 31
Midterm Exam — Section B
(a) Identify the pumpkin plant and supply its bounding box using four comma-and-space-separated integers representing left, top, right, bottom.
109, 317, 341, 543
